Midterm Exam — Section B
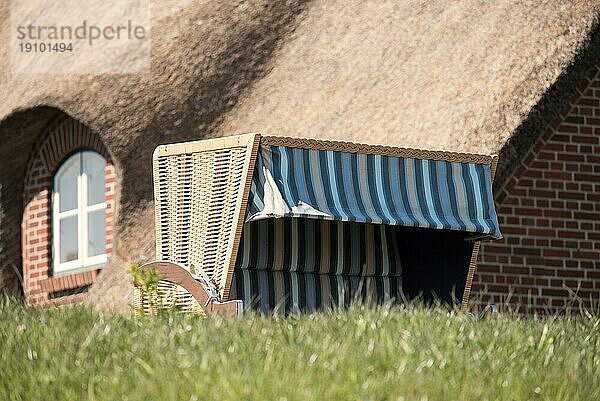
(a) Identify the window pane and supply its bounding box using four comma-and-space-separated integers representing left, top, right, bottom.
87, 209, 106, 257
84, 152, 106, 206
56, 156, 79, 212
59, 216, 78, 263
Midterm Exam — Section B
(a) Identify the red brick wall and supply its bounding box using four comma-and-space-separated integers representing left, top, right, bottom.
21, 118, 116, 306
474, 65, 600, 313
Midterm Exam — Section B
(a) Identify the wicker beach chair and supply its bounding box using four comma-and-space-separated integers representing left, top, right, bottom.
134, 133, 501, 316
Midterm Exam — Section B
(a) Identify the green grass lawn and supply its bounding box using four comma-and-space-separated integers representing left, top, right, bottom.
0, 297, 598, 401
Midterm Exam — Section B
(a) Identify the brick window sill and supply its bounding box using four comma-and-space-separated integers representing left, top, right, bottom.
39, 268, 101, 294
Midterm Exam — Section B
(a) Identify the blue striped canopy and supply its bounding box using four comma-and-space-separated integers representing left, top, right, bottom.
246, 145, 502, 239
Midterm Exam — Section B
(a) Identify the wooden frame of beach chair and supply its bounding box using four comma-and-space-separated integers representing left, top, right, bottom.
134, 133, 499, 316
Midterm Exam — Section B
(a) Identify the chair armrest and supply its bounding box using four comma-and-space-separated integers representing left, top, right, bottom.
138, 261, 243, 317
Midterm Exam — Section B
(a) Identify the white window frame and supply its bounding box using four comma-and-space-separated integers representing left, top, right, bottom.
52, 151, 107, 275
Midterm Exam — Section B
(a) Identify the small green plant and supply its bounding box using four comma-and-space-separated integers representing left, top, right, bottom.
130, 264, 159, 293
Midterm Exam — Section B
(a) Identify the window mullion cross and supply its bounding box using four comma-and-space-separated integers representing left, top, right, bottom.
52, 181, 60, 272
80, 152, 87, 267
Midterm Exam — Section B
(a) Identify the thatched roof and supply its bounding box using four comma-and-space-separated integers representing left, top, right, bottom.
0, 0, 311, 211
2, 2, 598, 194
220, 0, 600, 159
1, 1, 599, 310
2, 1, 599, 158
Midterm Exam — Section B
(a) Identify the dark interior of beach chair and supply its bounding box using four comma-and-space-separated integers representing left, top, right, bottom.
230, 218, 475, 314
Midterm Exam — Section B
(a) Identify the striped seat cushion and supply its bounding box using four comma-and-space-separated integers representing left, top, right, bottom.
230, 269, 403, 314
235, 218, 402, 276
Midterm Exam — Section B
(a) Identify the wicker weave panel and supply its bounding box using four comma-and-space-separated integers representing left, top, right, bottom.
189, 148, 246, 281
152, 134, 260, 299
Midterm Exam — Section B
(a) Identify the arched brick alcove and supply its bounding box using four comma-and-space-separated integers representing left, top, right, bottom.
21, 115, 117, 305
